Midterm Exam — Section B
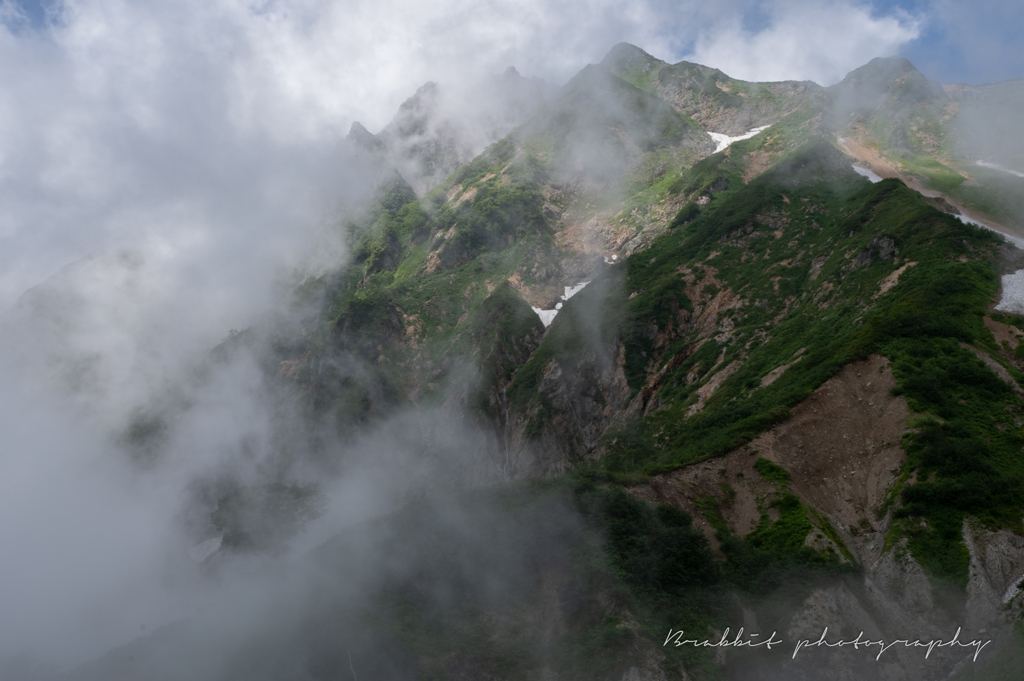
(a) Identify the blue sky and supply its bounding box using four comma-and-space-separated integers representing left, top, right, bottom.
880, 0, 1024, 84
5, 0, 1022, 86
691, 0, 1024, 86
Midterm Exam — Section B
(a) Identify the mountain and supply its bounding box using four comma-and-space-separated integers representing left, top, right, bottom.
57, 44, 1024, 681
827, 58, 1024, 233
346, 68, 556, 195
602, 42, 826, 136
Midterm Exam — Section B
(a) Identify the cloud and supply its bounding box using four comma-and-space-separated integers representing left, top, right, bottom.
0, 0, 959, 671
0, 352, 198, 666
684, 0, 922, 85
0, 0, 937, 297
901, 0, 1024, 85
0, 0, 931, 304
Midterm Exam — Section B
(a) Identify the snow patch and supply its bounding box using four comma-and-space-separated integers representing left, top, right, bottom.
563, 282, 589, 300
531, 307, 558, 327
987, 217, 1024, 312
851, 165, 883, 183
531, 281, 590, 328
977, 160, 1024, 179
1002, 573, 1024, 604
956, 214, 1024, 250
996, 271, 1024, 315
707, 125, 771, 153
953, 213, 1024, 311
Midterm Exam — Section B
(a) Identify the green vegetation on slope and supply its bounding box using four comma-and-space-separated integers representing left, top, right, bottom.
312, 59, 1024, 602
553, 140, 1020, 588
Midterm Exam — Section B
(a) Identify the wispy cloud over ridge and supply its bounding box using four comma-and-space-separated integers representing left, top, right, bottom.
0, 0, 936, 307
685, 0, 922, 85
0, 0, 1018, 672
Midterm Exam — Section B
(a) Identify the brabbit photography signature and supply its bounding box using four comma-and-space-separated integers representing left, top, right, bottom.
664, 627, 992, 662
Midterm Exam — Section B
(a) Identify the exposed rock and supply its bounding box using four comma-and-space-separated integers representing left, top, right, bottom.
366, 72, 554, 194
686, 358, 742, 416
921, 194, 960, 215
626, 353, 1024, 679
852, 236, 897, 269
760, 350, 804, 387
509, 343, 633, 476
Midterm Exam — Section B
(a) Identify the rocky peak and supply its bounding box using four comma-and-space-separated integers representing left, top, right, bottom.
383, 81, 442, 140
346, 120, 384, 152
599, 42, 664, 74
830, 56, 947, 110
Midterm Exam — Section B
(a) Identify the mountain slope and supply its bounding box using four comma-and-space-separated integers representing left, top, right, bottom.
267, 48, 1024, 675
58, 44, 1024, 681
602, 42, 826, 136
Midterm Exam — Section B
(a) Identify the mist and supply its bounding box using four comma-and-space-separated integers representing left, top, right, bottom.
0, 0, 1016, 676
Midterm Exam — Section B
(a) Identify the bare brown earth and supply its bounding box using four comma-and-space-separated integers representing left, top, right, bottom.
837, 135, 902, 179
759, 348, 803, 387
984, 315, 1024, 351
552, 192, 690, 263
836, 133, 1024, 240
686, 358, 742, 417
983, 315, 1024, 374
630, 355, 910, 559
875, 261, 917, 297
555, 212, 617, 258
740, 147, 778, 183
452, 185, 478, 208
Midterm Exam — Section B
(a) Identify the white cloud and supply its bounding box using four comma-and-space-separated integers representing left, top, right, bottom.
0, 0, 937, 669
0, 0, 928, 310
929, 0, 1024, 84
0, 0, 650, 308
684, 0, 922, 85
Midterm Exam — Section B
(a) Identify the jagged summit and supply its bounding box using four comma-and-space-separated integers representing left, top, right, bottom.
348, 120, 372, 137
562, 61, 616, 90
382, 81, 442, 139
342, 70, 553, 195
346, 120, 384, 152
598, 44, 824, 136
829, 57, 959, 181
528, 62, 707, 184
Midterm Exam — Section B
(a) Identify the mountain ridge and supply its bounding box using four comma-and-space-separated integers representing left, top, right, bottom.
31, 42, 1024, 681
